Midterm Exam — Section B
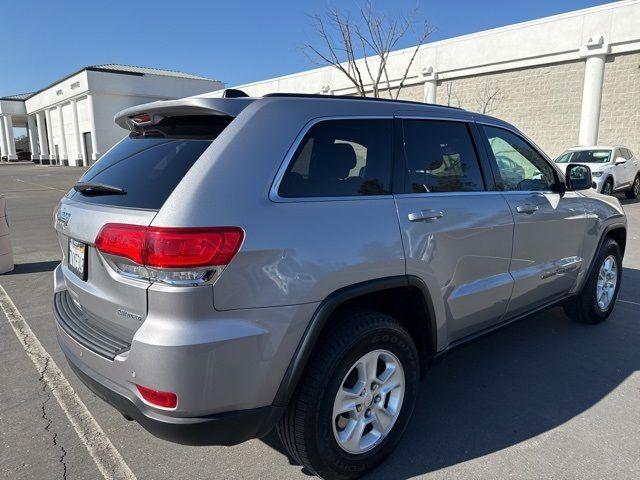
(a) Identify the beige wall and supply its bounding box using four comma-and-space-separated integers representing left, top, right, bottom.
599, 52, 640, 156
230, 2, 640, 161
396, 61, 585, 158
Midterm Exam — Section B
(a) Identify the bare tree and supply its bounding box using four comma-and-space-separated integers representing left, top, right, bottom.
444, 82, 460, 107
304, 2, 432, 99
475, 80, 503, 114
15, 135, 30, 152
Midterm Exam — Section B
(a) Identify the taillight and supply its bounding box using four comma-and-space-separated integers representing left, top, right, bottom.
95, 224, 145, 264
130, 113, 152, 125
144, 227, 243, 268
95, 223, 244, 284
136, 384, 177, 409
52, 202, 61, 224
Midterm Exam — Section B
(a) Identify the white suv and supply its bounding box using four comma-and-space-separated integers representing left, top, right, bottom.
555, 145, 640, 198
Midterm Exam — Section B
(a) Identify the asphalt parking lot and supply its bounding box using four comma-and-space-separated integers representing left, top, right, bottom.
0, 163, 639, 480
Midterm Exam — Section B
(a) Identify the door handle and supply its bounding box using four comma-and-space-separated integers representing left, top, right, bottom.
408, 209, 444, 222
515, 204, 539, 214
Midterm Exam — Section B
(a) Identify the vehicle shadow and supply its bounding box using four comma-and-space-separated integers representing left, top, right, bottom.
1, 260, 60, 275
263, 267, 640, 479
617, 194, 639, 206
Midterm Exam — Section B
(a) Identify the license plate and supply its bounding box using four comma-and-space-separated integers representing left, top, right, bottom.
68, 238, 87, 280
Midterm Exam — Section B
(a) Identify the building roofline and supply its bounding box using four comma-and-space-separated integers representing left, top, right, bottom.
235, 0, 640, 91
26, 64, 219, 100
0, 92, 35, 102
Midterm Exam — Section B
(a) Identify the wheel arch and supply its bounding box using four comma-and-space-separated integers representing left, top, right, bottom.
272, 276, 438, 407
581, 223, 627, 292
603, 175, 614, 192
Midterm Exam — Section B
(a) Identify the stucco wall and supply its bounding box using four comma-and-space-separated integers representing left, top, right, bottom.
395, 61, 585, 158
599, 51, 640, 155
92, 94, 162, 156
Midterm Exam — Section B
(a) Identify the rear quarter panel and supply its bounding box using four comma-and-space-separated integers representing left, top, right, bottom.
151, 99, 406, 310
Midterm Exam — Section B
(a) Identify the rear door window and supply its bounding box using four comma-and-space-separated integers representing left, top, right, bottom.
401, 120, 485, 193
278, 119, 393, 197
69, 115, 231, 210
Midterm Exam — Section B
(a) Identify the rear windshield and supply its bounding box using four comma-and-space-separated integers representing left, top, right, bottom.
69, 115, 230, 210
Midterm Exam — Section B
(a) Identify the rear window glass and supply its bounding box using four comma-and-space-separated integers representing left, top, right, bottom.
278, 119, 392, 197
69, 115, 230, 209
402, 120, 485, 193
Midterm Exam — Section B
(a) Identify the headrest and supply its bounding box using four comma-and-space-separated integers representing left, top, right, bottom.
311, 142, 357, 179
406, 140, 444, 172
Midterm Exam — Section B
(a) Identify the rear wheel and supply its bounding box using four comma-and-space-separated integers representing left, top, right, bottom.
564, 238, 622, 324
602, 178, 614, 196
277, 310, 419, 479
625, 174, 640, 199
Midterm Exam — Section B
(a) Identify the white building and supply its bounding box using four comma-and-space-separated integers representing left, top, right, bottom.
0, 65, 223, 165
228, 0, 640, 157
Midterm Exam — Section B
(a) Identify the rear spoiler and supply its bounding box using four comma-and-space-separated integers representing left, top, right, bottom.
114, 96, 255, 131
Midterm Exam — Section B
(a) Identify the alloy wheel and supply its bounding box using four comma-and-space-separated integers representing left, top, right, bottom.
332, 349, 405, 454
596, 254, 617, 310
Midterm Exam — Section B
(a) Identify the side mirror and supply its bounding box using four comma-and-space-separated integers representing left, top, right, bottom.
615, 157, 627, 165
565, 164, 592, 191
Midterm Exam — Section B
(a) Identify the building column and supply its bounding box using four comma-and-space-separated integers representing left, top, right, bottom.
45, 109, 55, 165
420, 65, 438, 104
0, 117, 7, 161
578, 35, 610, 146
3, 116, 17, 161
27, 115, 39, 163
36, 111, 50, 164
69, 99, 83, 166
86, 94, 100, 162
56, 105, 68, 166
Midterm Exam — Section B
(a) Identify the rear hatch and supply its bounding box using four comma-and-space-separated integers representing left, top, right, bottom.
54, 102, 247, 359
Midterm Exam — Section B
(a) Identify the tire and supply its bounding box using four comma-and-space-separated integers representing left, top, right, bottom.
564, 238, 622, 324
276, 309, 420, 479
624, 174, 640, 199
601, 178, 614, 196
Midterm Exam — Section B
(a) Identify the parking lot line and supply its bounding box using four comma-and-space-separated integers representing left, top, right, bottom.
0, 285, 137, 480
14, 178, 69, 192
618, 299, 640, 307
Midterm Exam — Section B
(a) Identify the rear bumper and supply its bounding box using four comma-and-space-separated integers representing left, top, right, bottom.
64, 344, 284, 446
52, 261, 317, 444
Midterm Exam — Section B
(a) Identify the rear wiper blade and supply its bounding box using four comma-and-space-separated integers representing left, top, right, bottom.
73, 182, 126, 195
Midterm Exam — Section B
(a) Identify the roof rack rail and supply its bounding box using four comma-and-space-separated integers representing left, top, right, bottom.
262, 92, 462, 109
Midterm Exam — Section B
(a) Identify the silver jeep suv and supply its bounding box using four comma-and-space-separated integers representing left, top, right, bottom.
53, 92, 626, 479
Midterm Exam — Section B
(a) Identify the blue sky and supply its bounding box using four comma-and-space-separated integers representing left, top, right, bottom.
0, 0, 613, 97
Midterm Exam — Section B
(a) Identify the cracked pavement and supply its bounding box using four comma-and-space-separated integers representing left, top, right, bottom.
1, 164, 639, 480
39, 357, 69, 480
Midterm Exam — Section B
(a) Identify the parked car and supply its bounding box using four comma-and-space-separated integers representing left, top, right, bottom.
16, 149, 32, 161
1, 150, 32, 161
52, 93, 626, 479
555, 145, 640, 198
16, 149, 31, 161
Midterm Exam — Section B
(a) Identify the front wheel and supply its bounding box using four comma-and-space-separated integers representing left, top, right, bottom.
625, 174, 640, 199
602, 178, 614, 196
564, 238, 622, 324
277, 310, 419, 479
